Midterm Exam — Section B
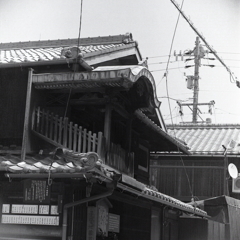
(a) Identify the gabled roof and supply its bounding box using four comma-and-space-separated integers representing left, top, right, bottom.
167, 124, 240, 155
0, 33, 141, 68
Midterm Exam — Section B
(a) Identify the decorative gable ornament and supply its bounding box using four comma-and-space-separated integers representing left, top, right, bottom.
61, 46, 84, 59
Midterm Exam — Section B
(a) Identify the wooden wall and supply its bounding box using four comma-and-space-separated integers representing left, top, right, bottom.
150, 157, 225, 201
109, 196, 151, 240
0, 68, 28, 145
179, 218, 225, 240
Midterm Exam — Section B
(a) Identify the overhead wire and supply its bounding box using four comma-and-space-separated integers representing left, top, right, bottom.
161, 0, 194, 201
64, 0, 84, 118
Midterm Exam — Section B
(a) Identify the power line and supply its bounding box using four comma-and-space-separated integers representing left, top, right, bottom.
64, 0, 84, 118
145, 53, 240, 60
147, 55, 171, 59
170, 0, 238, 84
150, 67, 185, 72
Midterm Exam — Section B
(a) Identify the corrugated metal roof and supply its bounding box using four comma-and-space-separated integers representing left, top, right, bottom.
167, 124, 240, 155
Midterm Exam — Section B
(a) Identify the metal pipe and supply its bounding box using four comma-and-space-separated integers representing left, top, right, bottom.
62, 189, 114, 240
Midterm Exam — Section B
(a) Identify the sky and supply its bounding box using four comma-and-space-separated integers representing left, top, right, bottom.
0, 0, 240, 124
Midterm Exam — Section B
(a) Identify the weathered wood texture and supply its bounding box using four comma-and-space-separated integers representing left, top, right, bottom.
150, 159, 224, 201
32, 107, 103, 155
179, 218, 225, 240
32, 107, 134, 176
0, 69, 28, 145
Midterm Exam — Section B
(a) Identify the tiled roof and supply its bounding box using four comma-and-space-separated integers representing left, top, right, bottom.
0, 34, 137, 66
117, 183, 207, 217
0, 149, 207, 217
0, 150, 111, 177
167, 124, 240, 155
142, 186, 207, 217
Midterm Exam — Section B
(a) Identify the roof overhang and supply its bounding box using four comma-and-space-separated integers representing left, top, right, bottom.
31, 66, 189, 154
0, 34, 142, 69
0, 147, 206, 217
32, 65, 160, 106
117, 176, 208, 218
135, 110, 190, 154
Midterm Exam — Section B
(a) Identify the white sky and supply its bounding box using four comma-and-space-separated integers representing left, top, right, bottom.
0, 0, 240, 124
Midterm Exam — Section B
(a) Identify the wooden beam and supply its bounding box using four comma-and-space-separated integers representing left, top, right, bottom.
21, 68, 33, 161
104, 104, 112, 150
150, 165, 224, 169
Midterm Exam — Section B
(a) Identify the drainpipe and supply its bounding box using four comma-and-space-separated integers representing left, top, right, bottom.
62, 189, 114, 240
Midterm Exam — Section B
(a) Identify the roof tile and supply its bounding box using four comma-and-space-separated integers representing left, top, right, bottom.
167, 124, 240, 155
0, 34, 136, 66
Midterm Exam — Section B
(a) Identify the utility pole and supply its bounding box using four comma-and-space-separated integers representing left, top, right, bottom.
170, 0, 238, 84
176, 37, 215, 124
192, 36, 200, 123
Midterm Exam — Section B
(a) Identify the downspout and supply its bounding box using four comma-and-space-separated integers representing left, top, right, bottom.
62, 189, 114, 240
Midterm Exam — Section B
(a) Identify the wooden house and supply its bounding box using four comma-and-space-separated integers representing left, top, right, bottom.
0, 34, 207, 240
150, 124, 240, 239
150, 124, 240, 201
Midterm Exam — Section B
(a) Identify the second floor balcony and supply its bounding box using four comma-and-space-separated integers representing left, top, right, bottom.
32, 107, 134, 177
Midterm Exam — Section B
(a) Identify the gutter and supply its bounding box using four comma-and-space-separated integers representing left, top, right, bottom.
62, 189, 114, 240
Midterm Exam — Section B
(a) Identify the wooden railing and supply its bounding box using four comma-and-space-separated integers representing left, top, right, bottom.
32, 107, 104, 156
32, 107, 134, 176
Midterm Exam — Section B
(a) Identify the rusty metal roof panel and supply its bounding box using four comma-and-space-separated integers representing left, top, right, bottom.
167, 124, 240, 155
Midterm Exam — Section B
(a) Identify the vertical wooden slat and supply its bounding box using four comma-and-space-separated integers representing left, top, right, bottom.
68, 122, 73, 150
36, 106, 41, 132
104, 105, 112, 151
78, 126, 82, 152
97, 132, 103, 156
87, 131, 92, 152
58, 117, 63, 145
54, 115, 58, 142
92, 133, 96, 152
73, 124, 78, 152
63, 117, 68, 147
45, 110, 49, 137
40, 109, 45, 134
31, 106, 36, 131
49, 112, 54, 140
82, 128, 87, 153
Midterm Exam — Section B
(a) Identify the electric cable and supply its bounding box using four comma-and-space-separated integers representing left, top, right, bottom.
163, 0, 195, 201
150, 66, 186, 72
64, 0, 84, 119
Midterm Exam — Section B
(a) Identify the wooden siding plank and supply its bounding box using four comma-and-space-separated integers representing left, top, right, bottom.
92, 133, 96, 152
97, 132, 102, 156
73, 124, 78, 152
63, 118, 68, 147
82, 129, 87, 153
58, 117, 63, 145
87, 131, 92, 152
68, 121, 73, 150
77, 126, 82, 153
49, 112, 54, 140
54, 115, 58, 142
